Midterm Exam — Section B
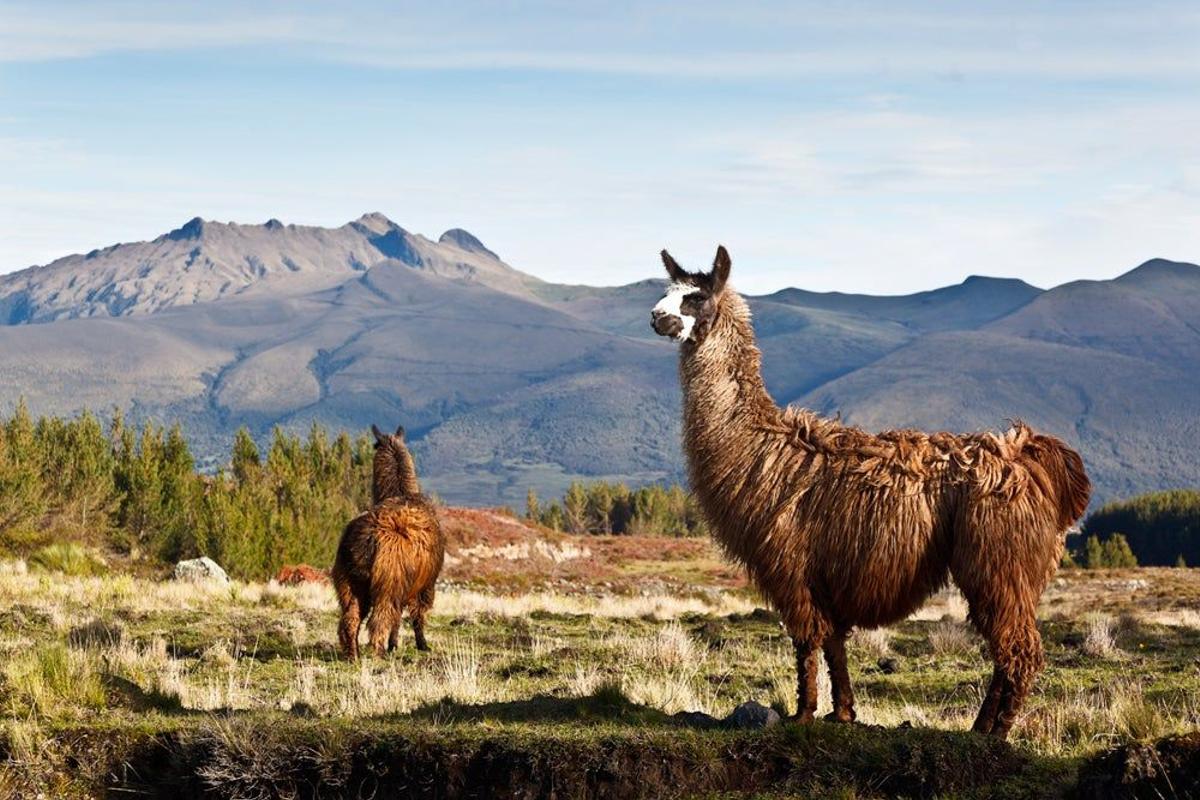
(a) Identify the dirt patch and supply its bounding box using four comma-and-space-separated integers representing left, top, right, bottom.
35, 718, 1064, 799
1076, 731, 1200, 799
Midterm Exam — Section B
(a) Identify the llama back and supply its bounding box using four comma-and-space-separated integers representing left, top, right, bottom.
369, 498, 445, 603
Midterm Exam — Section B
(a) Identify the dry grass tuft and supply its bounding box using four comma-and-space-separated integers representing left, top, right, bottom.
852, 627, 892, 658
928, 620, 974, 656
1081, 615, 1119, 659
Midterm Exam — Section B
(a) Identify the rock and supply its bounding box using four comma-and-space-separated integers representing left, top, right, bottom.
673, 710, 721, 729
173, 557, 229, 584
877, 657, 900, 674
724, 701, 781, 730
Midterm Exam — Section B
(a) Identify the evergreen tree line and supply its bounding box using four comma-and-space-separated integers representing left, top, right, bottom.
525, 481, 707, 537
0, 401, 374, 579
1066, 533, 1140, 569
1082, 489, 1200, 567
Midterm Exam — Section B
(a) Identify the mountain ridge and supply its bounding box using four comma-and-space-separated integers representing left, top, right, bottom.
1, 215, 1196, 510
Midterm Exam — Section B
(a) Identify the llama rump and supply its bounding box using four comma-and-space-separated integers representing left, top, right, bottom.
649, 246, 1090, 739
332, 424, 444, 660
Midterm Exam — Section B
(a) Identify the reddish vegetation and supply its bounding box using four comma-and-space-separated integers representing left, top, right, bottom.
435, 507, 746, 594
276, 564, 330, 585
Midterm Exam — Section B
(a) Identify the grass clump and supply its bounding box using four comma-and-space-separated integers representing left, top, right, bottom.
3, 643, 107, 717
28, 542, 107, 576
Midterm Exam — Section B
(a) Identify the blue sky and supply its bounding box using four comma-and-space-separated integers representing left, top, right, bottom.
1, 2, 1198, 294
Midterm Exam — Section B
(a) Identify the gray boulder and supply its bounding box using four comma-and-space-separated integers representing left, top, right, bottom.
724, 701, 781, 729
173, 556, 229, 584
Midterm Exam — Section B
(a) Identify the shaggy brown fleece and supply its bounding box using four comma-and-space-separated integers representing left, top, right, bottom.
653, 247, 1090, 738
332, 425, 444, 660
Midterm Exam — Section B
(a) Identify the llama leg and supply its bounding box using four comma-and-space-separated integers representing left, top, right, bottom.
387, 603, 402, 653
823, 630, 856, 723
987, 616, 1043, 739
972, 665, 1006, 735
337, 594, 361, 661
367, 603, 395, 658
411, 584, 435, 652
792, 639, 821, 723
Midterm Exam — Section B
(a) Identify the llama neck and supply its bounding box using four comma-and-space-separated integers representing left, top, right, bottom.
373, 446, 422, 503
679, 291, 791, 542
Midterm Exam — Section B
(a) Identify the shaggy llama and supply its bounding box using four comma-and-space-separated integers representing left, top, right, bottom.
332, 424, 444, 660
650, 247, 1090, 738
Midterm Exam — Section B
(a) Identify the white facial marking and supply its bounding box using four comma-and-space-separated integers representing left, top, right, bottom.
653, 282, 701, 341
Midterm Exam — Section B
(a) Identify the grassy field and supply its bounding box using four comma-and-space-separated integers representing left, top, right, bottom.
2, 510, 1199, 798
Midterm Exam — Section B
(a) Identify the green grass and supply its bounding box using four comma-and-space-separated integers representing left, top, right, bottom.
1, 565, 1198, 796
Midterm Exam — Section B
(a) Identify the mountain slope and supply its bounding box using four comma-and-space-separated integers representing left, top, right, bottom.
0, 219, 1195, 508
803, 260, 1200, 503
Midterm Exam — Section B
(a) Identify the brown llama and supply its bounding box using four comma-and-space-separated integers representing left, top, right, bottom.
650, 246, 1090, 738
332, 424, 444, 660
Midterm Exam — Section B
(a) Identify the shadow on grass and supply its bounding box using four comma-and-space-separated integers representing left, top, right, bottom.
405, 684, 677, 726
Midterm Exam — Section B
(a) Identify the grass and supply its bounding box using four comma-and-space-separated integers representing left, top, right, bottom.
1, 555, 1199, 796
26, 542, 108, 576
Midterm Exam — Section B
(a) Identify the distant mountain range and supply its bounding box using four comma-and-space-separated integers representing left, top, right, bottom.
2, 214, 1197, 508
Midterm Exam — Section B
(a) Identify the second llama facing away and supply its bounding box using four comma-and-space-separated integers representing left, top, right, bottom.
649, 246, 1090, 739
332, 424, 445, 660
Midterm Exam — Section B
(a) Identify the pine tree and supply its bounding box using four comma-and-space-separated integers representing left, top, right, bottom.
525, 488, 540, 522
563, 481, 588, 534
1100, 534, 1138, 568
0, 401, 47, 540
231, 427, 260, 484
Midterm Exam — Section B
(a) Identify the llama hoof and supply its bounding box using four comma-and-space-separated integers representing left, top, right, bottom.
823, 710, 856, 724
788, 711, 816, 725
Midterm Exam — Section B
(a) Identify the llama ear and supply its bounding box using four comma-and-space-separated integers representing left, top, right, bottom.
394, 424, 406, 439
661, 250, 687, 283
711, 245, 731, 293
371, 424, 386, 445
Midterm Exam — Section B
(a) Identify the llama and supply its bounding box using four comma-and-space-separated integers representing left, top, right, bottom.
649, 247, 1090, 738
332, 424, 444, 660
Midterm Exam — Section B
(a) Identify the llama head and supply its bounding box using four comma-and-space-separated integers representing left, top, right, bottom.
371, 423, 420, 500
651, 245, 731, 344
371, 423, 406, 449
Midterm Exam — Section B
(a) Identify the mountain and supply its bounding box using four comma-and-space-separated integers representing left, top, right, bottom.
1, 218, 1196, 509
0, 213, 536, 324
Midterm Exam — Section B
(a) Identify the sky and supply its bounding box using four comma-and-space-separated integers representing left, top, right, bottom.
1, 2, 1198, 294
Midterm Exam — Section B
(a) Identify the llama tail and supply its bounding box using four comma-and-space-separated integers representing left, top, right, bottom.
1023, 433, 1091, 530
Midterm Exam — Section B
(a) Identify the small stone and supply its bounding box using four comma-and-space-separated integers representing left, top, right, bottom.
173, 557, 229, 584
724, 701, 781, 730
877, 657, 900, 674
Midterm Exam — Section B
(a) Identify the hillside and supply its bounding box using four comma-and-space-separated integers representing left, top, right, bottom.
1, 217, 1197, 508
